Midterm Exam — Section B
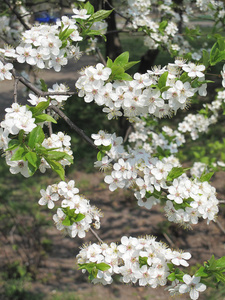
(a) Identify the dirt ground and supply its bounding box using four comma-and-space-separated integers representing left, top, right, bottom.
1, 56, 225, 300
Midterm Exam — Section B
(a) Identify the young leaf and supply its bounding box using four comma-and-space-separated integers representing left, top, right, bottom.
46, 151, 72, 163
114, 73, 133, 81
106, 57, 113, 68
25, 152, 40, 169
28, 125, 45, 149
96, 263, 111, 271
11, 146, 26, 161
35, 114, 57, 124
158, 71, 168, 89
6, 139, 20, 151
74, 213, 85, 222
97, 151, 104, 161
62, 216, 71, 226
29, 99, 50, 116
46, 159, 65, 180
123, 60, 140, 71
40, 79, 48, 92
167, 167, 185, 181
199, 171, 214, 182
114, 52, 129, 67
84, 1, 94, 15
88, 9, 112, 22
139, 256, 148, 268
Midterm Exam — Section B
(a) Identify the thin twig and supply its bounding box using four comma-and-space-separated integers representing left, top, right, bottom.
13, 77, 19, 103
124, 125, 133, 143
96, 47, 106, 66
163, 232, 175, 248
47, 109, 53, 136
3, 0, 31, 30
90, 227, 104, 243
104, 0, 131, 22
215, 220, 225, 235
50, 105, 98, 150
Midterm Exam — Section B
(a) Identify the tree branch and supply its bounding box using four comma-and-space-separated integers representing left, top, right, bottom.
3, 0, 31, 30
90, 227, 104, 244
13, 77, 19, 103
49, 105, 98, 150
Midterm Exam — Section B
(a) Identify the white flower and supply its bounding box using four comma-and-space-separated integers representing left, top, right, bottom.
0, 61, 13, 81
179, 275, 206, 300
72, 9, 90, 20
182, 63, 205, 78
92, 130, 111, 146
38, 186, 59, 209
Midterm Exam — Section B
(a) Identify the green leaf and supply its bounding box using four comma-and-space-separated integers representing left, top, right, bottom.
160, 86, 171, 93
40, 79, 48, 92
114, 73, 133, 81
110, 65, 124, 76
106, 57, 113, 68
86, 29, 104, 37
29, 99, 50, 116
123, 61, 140, 71
62, 216, 70, 226
78, 263, 96, 272
28, 126, 45, 149
158, 71, 168, 89
46, 151, 71, 162
202, 49, 210, 68
97, 151, 104, 161
88, 9, 112, 22
215, 256, 225, 270
84, 1, 94, 14
114, 52, 129, 67
167, 167, 188, 181
74, 213, 85, 222
195, 266, 209, 278
214, 271, 225, 283
11, 146, 26, 161
25, 152, 40, 169
96, 263, 111, 271
46, 159, 65, 180
199, 171, 214, 182
59, 26, 75, 41
6, 139, 20, 151
159, 20, 168, 34
139, 256, 148, 268
34, 113, 57, 124
18, 130, 25, 143
180, 72, 190, 83
167, 272, 176, 281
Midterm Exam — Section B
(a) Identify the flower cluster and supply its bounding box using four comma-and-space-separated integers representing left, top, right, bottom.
92, 130, 219, 226
76, 60, 206, 121
125, 0, 225, 59
128, 120, 185, 154
165, 175, 219, 226
77, 235, 193, 288
38, 180, 102, 238
0, 102, 73, 177
1, 103, 36, 136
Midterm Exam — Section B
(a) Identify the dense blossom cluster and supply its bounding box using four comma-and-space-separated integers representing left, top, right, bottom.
76, 60, 206, 121
0, 103, 73, 177
38, 180, 102, 238
92, 130, 219, 226
125, 0, 225, 59
76, 235, 206, 300
128, 120, 185, 154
